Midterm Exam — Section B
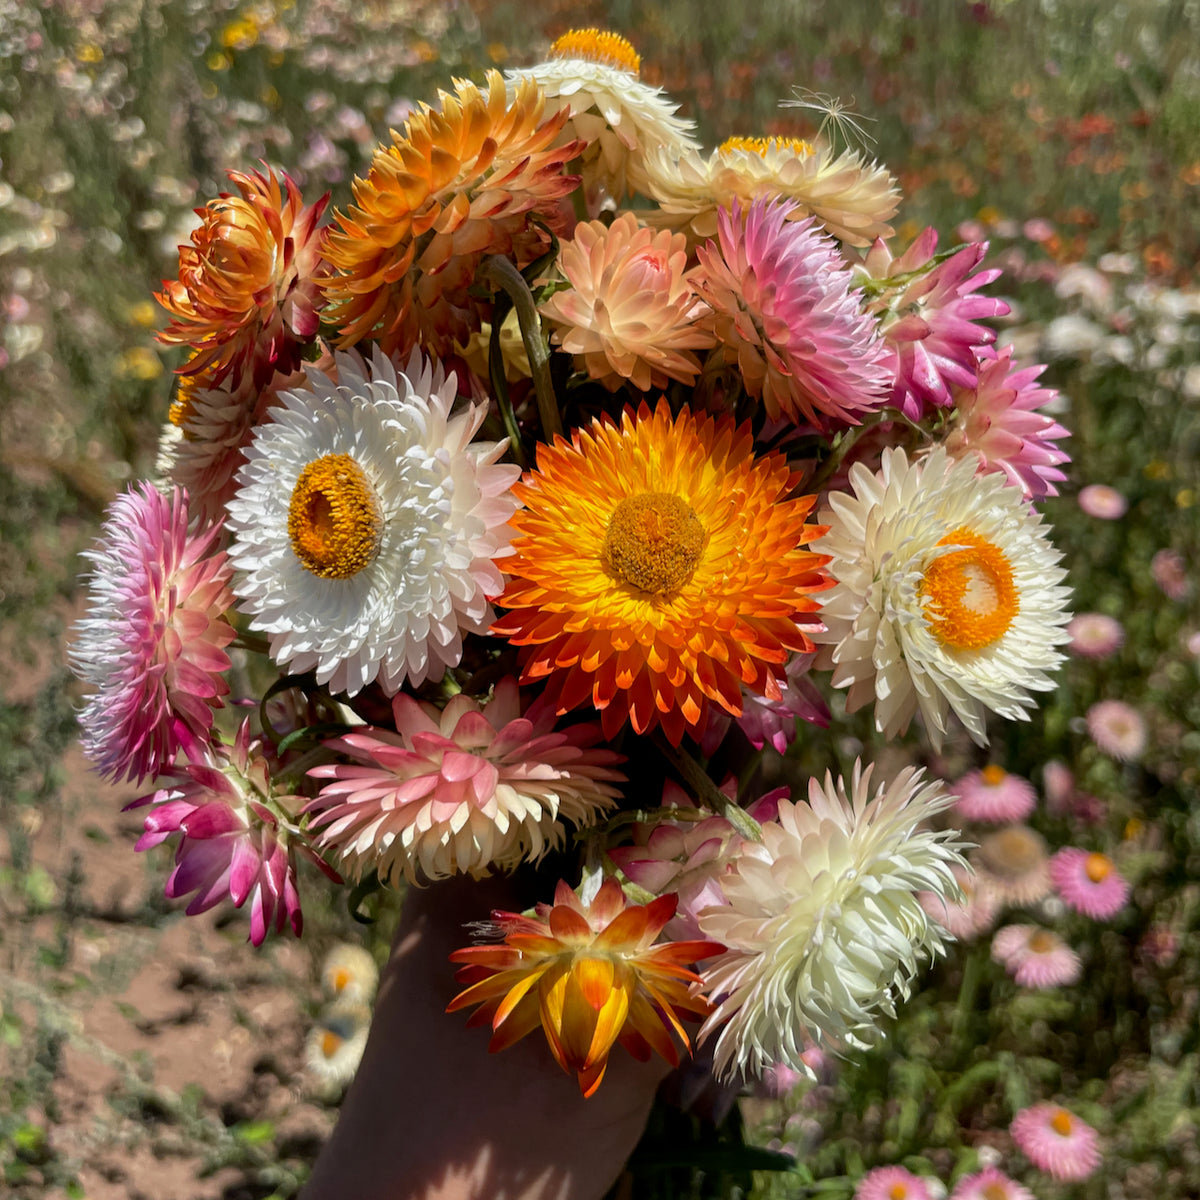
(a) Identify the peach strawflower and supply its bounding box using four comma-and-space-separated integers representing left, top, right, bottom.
157, 168, 327, 389
322, 72, 581, 357
539, 212, 716, 391
1048, 848, 1130, 919
991, 924, 1082, 988
918, 863, 1000, 941
492, 400, 831, 745
1010, 1102, 1100, 1181
950, 765, 1037, 824
975, 824, 1051, 905
854, 1165, 933, 1200
447, 878, 723, 1097
1077, 483, 1127, 519
1066, 613, 1125, 659
1086, 699, 1147, 761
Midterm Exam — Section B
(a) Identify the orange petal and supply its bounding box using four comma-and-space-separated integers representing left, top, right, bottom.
573, 955, 616, 1011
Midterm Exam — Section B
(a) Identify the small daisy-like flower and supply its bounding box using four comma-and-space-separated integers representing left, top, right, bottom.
855, 1165, 933, 1200
491, 400, 832, 745
447, 877, 724, 1097
71, 484, 236, 785
858, 228, 1009, 419
975, 824, 1051, 905
951, 765, 1036, 824
1010, 1102, 1100, 1181
942, 346, 1070, 500
812, 448, 1071, 749
1086, 699, 1146, 761
506, 29, 700, 208
697, 762, 964, 1080
1151, 548, 1189, 600
1077, 483, 1127, 519
991, 924, 1082, 988
307, 678, 623, 885
1049, 848, 1130, 919
539, 212, 716, 392
321, 72, 581, 357
305, 1000, 370, 1089
157, 168, 327, 389
690, 198, 893, 427
918, 863, 1000, 941
642, 136, 900, 246
319, 942, 379, 1004
225, 349, 520, 697
1067, 613, 1125, 658
950, 1166, 1035, 1200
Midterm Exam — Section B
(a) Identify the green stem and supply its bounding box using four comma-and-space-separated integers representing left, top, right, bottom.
230, 631, 271, 655
653, 734, 762, 842
805, 406, 929, 495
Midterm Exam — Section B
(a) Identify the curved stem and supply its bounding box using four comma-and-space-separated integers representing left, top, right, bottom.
653, 734, 762, 842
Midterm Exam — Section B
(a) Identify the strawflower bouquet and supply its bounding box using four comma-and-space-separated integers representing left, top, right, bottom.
70, 28, 1074, 1102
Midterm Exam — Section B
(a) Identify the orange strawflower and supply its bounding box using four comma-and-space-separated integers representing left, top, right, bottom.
157, 168, 328, 389
491, 400, 831, 744
448, 878, 722, 1097
321, 72, 582, 357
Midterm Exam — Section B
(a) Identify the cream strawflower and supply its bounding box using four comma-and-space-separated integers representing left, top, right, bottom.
813, 448, 1071, 749
697, 761, 964, 1081
225, 349, 520, 696
642, 136, 900, 246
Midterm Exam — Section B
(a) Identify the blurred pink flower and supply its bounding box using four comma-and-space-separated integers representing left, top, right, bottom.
1086, 699, 1146, 761
1151, 548, 1189, 601
854, 1165, 932, 1200
1077, 483, 1127, 519
1010, 1102, 1100, 1181
1022, 218, 1055, 243
919, 863, 1000, 940
1049, 848, 1130, 919
950, 1166, 1034, 1200
991, 924, 1082, 988
1067, 613, 1124, 658
1041, 759, 1075, 814
975, 825, 1051, 905
951, 765, 1036, 823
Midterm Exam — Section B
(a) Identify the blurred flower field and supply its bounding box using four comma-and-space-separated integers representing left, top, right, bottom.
1, 0, 1199, 1197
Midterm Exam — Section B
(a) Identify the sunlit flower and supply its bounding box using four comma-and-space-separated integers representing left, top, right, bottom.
319, 942, 380, 1004
1010, 1103, 1100, 1181
157, 168, 327, 389
813, 449, 1071, 749
1049, 848, 1130, 920
539, 212, 715, 391
506, 29, 700, 208
308, 679, 623, 884
225, 349, 520, 696
642, 137, 900, 246
1077, 483, 1127, 519
949, 1166, 1034, 1200
855, 1166, 933, 1200
950, 765, 1036, 824
305, 1000, 370, 1088
918, 863, 1000, 941
1066, 613, 1124, 658
1086, 699, 1146, 761
71, 484, 236, 785
975, 824, 1051, 905
322, 72, 581, 357
690, 198, 892, 426
991, 924, 1081, 988
492, 400, 831, 745
447, 878, 723, 1097
698, 762, 964, 1080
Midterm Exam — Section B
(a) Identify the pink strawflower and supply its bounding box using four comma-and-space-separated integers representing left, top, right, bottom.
736, 652, 830, 754
1049, 848, 1130, 919
951, 765, 1036, 823
1010, 1102, 1100, 1181
691, 197, 892, 427
1077, 483, 1127, 519
991, 924, 1082, 988
1086, 699, 1146, 761
308, 679, 624, 885
854, 1165, 932, 1200
126, 718, 336, 945
70, 484, 236, 784
860, 227, 1009, 419
1151, 548, 1189, 600
1041, 759, 1075, 814
950, 1166, 1034, 1200
975, 825, 1051, 905
919, 863, 1000, 940
1066, 613, 1124, 658
760, 1061, 804, 1098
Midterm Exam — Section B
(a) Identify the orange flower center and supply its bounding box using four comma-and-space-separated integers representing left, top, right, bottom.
550, 28, 641, 74
981, 1185, 1007, 1200
888, 1185, 908, 1200
168, 373, 201, 430
332, 967, 352, 993
320, 1030, 342, 1059
602, 492, 705, 595
288, 453, 384, 580
720, 135, 813, 158
1085, 852, 1113, 883
981, 764, 1008, 786
1028, 930, 1057, 953
921, 527, 1019, 650
1050, 1108, 1074, 1137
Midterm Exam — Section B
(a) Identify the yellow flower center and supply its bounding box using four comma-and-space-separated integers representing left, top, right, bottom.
1085, 852, 1113, 883
720, 135, 813, 158
320, 1030, 342, 1059
888, 1186, 908, 1200
288, 453, 384, 580
1050, 1108, 1074, 1137
168, 373, 201, 430
550, 28, 641, 74
981, 764, 1008, 787
921, 527, 1019, 650
602, 492, 705, 595
1028, 930, 1057, 953
981, 1185, 1007, 1200
332, 967, 352, 993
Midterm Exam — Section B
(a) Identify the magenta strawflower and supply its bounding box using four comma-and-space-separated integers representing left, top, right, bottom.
1067, 613, 1125, 658
690, 197, 892, 427
950, 1166, 1034, 1200
1010, 1102, 1100, 1181
126, 718, 336, 945
1049, 848, 1130, 919
70, 484, 236, 784
951, 765, 1036, 824
854, 1165, 932, 1200
1077, 483, 1127, 519
1086, 699, 1146, 761
736, 652, 830, 754
991, 924, 1082, 988
942, 345, 1070, 499
859, 227, 1009, 419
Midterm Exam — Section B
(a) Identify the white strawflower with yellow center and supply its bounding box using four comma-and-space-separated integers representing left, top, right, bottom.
506, 28, 700, 209
813, 448, 1071, 748
305, 999, 370, 1091
641, 135, 900, 246
698, 762, 964, 1080
225, 349, 520, 696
